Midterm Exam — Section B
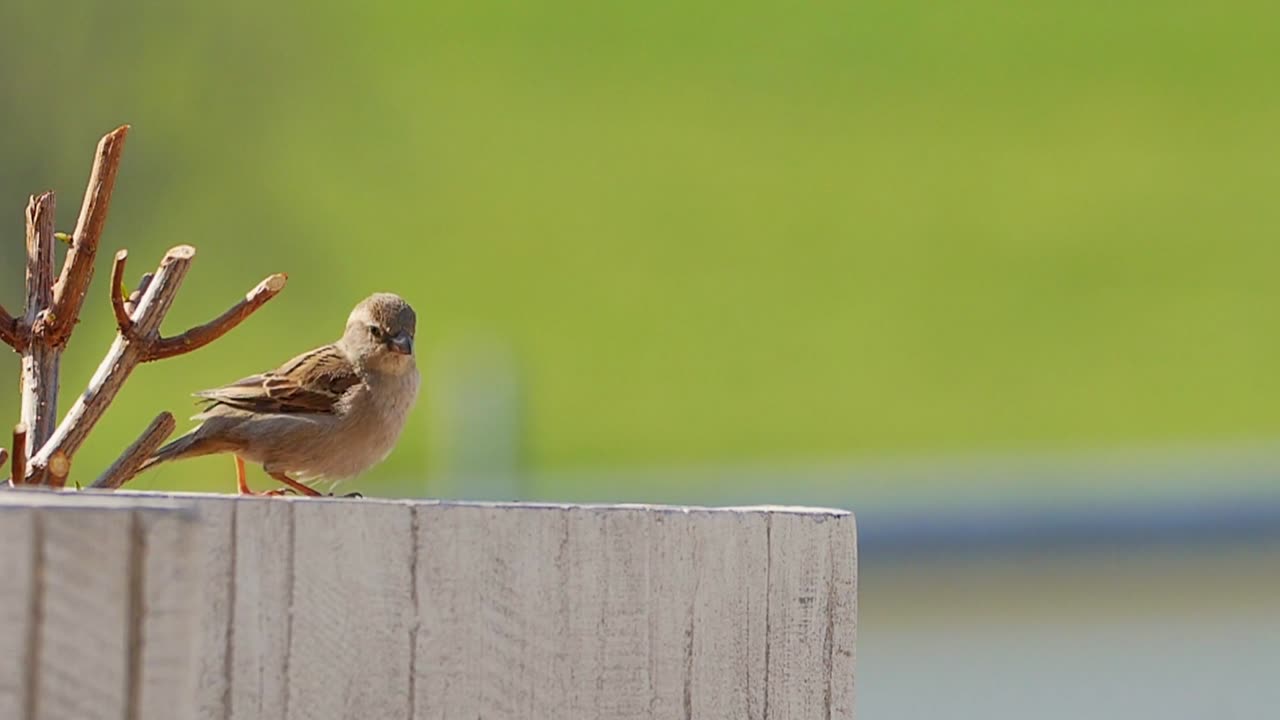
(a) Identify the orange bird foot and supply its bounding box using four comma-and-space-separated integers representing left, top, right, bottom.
234, 456, 297, 497
268, 471, 323, 497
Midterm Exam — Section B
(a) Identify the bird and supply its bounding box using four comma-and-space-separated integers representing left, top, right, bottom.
137, 292, 420, 497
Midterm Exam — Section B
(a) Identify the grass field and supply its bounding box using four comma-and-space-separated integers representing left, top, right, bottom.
0, 1, 1277, 496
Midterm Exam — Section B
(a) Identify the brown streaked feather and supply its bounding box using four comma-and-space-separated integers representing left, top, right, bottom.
194, 344, 360, 415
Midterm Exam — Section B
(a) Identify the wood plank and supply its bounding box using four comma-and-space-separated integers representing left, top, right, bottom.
0, 493, 856, 720
828, 514, 858, 720
688, 509, 771, 720
585, 506, 654, 719
189, 498, 235, 720
413, 502, 483, 720
0, 505, 36, 720
286, 499, 415, 720
413, 503, 574, 719
412, 504, 788, 720
765, 511, 856, 720
34, 503, 133, 720
229, 497, 295, 720
135, 507, 201, 720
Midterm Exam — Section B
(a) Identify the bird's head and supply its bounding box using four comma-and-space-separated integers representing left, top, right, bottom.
342, 292, 417, 373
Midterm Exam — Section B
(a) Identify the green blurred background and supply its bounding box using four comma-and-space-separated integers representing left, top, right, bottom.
4, 3, 1280, 718
2, 1, 1277, 496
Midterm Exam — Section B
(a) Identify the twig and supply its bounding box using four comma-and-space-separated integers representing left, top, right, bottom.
47, 125, 129, 347
20, 192, 59, 458
91, 412, 175, 490
0, 306, 21, 351
110, 250, 133, 333
146, 273, 287, 360
26, 246, 195, 485
11, 425, 27, 486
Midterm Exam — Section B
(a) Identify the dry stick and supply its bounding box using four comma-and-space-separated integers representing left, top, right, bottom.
90, 411, 175, 490
19, 193, 59, 468
10, 424, 27, 487
25, 246, 196, 485
46, 125, 129, 348
146, 273, 287, 361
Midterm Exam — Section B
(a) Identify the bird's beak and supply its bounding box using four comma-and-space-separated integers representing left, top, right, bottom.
388, 331, 413, 355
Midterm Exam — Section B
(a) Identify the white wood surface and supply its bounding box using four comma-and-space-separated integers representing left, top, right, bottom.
0, 504, 36, 719
0, 492, 856, 720
0, 492, 200, 720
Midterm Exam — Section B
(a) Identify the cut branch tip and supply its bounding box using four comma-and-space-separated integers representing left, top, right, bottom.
11, 424, 27, 485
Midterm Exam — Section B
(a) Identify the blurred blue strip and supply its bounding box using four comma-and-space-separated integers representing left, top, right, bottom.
858, 492, 1280, 559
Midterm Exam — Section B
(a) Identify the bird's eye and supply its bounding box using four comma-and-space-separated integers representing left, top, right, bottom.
368, 325, 382, 339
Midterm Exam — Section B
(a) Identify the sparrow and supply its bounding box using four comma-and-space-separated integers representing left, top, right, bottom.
138, 292, 420, 496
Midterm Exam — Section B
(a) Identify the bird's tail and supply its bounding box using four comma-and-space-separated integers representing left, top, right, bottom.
135, 431, 225, 476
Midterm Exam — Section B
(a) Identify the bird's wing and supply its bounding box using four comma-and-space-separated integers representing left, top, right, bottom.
194, 344, 361, 415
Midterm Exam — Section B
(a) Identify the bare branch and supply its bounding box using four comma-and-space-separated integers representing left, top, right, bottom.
147, 273, 287, 361
11, 424, 27, 486
91, 412, 175, 490
110, 249, 133, 333
47, 125, 129, 347
27, 245, 195, 485
21, 192, 59, 455
0, 305, 22, 351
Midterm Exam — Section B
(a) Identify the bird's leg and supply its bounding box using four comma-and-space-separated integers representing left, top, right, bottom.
236, 456, 292, 496
235, 455, 252, 495
268, 470, 323, 497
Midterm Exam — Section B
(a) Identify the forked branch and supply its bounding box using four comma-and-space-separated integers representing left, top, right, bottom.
7, 125, 285, 488
25, 246, 194, 484
25, 245, 285, 485
146, 272, 287, 360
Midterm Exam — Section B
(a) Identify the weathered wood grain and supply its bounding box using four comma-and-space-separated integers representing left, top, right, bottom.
0, 505, 36, 719
0, 493, 200, 720
286, 499, 415, 720
35, 500, 133, 720
228, 497, 294, 720
189, 498, 235, 720
135, 507, 201, 720
408, 502, 848, 720
765, 512, 858, 720
689, 509, 771, 719
0, 493, 855, 720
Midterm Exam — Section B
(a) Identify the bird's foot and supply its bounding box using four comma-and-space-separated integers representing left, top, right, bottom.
326, 491, 363, 498
238, 487, 296, 497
